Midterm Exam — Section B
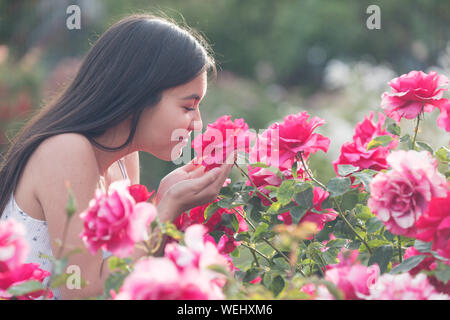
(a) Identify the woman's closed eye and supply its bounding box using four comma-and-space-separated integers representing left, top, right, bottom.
183, 106, 196, 112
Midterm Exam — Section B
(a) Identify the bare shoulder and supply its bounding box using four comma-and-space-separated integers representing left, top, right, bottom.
32, 133, 100, 195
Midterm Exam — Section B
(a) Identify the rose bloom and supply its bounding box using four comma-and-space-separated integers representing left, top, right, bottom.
174, 200, 248, 254
435, 98, 450, 132
128, 184, 155, 203
403, 246, 450, 294
334, 112, 398, 174
0, 218, 29, 272
381, 70, 448, 122
115, 225, 228, 300
192, 115, 253, 171
360, 273, 449, 300
80, 179, 157, 258
253, 112, 329, 169
415, 191, 450, 259
368, 151, 447, 237
0, 263, 53, 300
246, 163, 305, 206
278, 187, 338, 238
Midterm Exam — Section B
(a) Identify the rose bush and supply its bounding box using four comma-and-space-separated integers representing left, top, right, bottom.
2, 69, 449, 300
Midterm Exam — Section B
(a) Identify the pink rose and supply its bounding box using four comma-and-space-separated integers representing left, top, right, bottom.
80, 179, 157, 258
246, 164, 305, 206
381, 70, 448, 122
368, 151, 447, 237
334, 112, 398, 174
435, 98, 450, 132
415, 191, 450, 259
128, 184, 155, 203
0, 218, 29, 272
361, 273, 449, 300
403, 247, 450, 294
0, 263, 53, 300
254, 112, 329, 168
278, 187, 338, 238
192, 115, 253, 171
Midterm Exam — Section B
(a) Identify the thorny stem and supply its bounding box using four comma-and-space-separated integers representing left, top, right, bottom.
398, 236, 403, 263
234, 161, 275, 204
411, 106, 423, 150
297, 152, 373, 255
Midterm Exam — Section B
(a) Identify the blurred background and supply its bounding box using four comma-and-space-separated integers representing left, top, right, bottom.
0, 0, 449, 190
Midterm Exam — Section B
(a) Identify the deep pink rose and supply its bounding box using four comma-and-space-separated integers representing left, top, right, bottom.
116, 225, 228, 300
173, 200, 248, 255
368, 151, 447, 237
435, 98, 450, 132
404, 247, 450, 294
381, 70, 448, 122
334, 112, 398, 174
278, 187, 338, 238
192, 115, 253, 171
415, 191, 450, 259
246, 163, 305, 206
361, 273, 449, 300
0, 263, 53, 300
255, 112, 329, 168
80, 180, 157, 258
128, 184, 155, 203
0, 218, 29, 272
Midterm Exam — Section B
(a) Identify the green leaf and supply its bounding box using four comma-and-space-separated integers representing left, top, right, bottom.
277, 180, 295, 206
351, 171, 373, 191
390, 255, 427, 274
217, 197, 234, 209
7, 280, 45, 297
293, 183, 314, 209
108, 257, 132, 272
267, 201, 282, 215
355, 205, 374, 222
204, 201, 220, 220
253, 223, 269, 241
368, 245, 393, 274
340, 189, 359, 211
270, 275, 285, 297
416, 141, 433, 154
221, 212, 240, 233
327, 177, 351, 198
337, 164, 360, 176
387, 123, 401, 136
436, 147, 450, 162
414, 240, 432, 253
289, 206, 307, 224
435, 264, 450, 284
104, 272, 128, 299
243, 267, 264, 282
400, 134, 411, 143
367, 135, 393, 150
235, 231, 251, 242
366, 217, 384, 233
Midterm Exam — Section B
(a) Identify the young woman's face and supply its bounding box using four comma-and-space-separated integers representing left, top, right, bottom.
134, 71, 206, 161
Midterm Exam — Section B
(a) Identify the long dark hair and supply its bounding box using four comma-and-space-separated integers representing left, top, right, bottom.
0, 13, 216, 217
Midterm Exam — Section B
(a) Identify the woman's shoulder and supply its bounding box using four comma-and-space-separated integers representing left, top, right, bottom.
32, 133, 99, 180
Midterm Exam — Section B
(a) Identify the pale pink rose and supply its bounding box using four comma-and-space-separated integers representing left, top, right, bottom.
324, 249, 379, 300
368, 151, 447, 237
0, 218, 29, 272
381, 70, 448, 122
435, 98, 450, 132
80, 179, 157, 258
0, 263, 53, 300
360, 273, 449, 300
116, 225, 228, 300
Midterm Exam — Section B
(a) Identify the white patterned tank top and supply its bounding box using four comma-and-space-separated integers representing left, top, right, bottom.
0, 157, 129, 300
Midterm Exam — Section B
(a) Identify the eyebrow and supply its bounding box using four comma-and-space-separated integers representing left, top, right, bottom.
180, 94, 201, 101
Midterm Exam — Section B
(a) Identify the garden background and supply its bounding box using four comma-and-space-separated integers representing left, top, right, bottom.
1, 0, 449, 188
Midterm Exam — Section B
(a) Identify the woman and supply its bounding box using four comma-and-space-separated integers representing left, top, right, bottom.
0, 14, 233, 299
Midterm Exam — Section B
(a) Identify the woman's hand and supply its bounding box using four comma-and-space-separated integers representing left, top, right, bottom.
156, 153, 236, 222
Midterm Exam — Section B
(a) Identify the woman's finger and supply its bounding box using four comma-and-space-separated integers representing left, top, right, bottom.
187, 165, 205, 179
182, 158, 202, 172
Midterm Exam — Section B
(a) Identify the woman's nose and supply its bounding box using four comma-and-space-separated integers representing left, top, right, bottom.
189, 110, 202, 132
